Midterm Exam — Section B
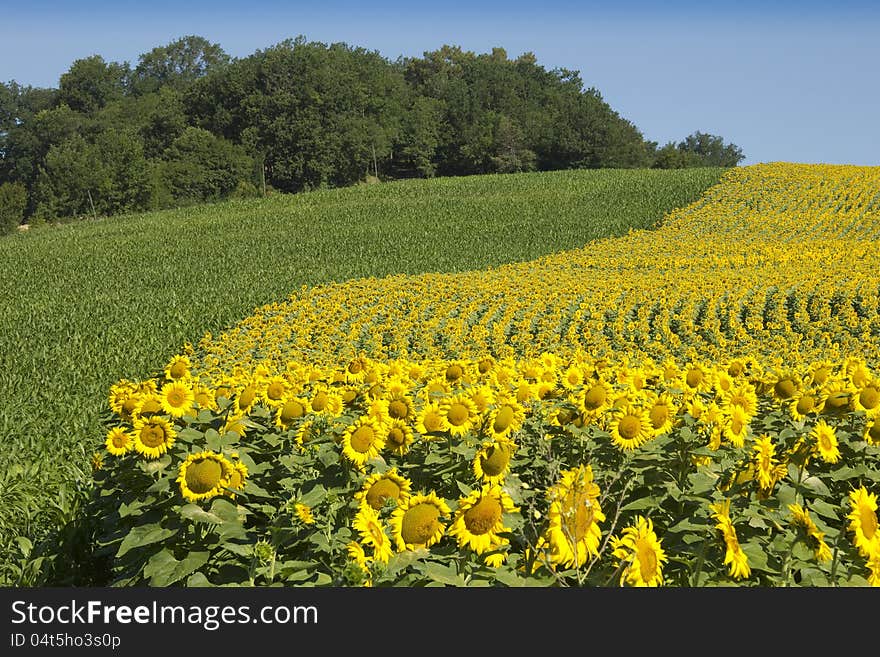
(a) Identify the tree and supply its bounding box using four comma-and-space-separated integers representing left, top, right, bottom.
653, 132, 744, 168
0, 181, 26, 235
132, 35, 231, 95
57, 56, 128, 115
157, 127, 254, 204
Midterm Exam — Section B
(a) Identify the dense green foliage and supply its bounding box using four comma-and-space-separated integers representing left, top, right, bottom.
0, 35, 742, 223
0, 181, 26, 235
0, 166, 723, 584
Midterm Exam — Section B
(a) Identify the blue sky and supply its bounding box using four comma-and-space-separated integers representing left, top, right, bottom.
2, 0, 878, 166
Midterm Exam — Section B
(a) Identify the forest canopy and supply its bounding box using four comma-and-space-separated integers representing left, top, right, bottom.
0, 35, 744, 229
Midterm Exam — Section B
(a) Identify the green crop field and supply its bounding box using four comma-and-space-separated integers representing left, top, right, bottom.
0, 166, 723, 584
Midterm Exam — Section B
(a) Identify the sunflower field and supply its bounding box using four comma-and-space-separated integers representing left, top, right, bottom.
93, 163, 880, 587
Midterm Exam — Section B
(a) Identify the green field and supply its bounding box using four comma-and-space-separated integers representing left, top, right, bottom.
0, 167, 723, 584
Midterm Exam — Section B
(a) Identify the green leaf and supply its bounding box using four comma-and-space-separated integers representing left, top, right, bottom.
205, 428, 221, 451
809, 499, 840, 521
739, 540, 771, 572
455, 480, 473, 496
144, 549, 211, 587
179, 504, 223, 524
621, 496, 658, 511
186, 572, 213, 587
801, 476, 830, 497
421, 561, 463, 586
687, 471, 717, 495
117, 525, 177, 558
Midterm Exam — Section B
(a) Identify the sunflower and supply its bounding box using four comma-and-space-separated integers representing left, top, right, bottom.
722, 406, 751, 449
473, 439, 516, 484
810, 420, 841, 464
854, 379, 880, 417
223, 413, 250, 438
108, 379, 138, 415
485, 398, 526, 439
789, 389, 823, 422
177, 451, 234, 503
683, 362, 714, 394
234, 381, 260, 415
788, 503, 832, 562
308, 384, 344, 418
353, 503, 395, 564
261, 375, 290, 408
227, 459, 249, 495
385, 390, 416, 423
560, 364, 585, 390
132, 416, 176, 459
389, 491, 451, 551
134, 392, 164, 418
575, 379, 613, 418
645, 391, 677, 435
709, 499, 750, 580
753, 435, 780, 492
864, 419, 880, 446
164, 354, 192, 381
441, 393, 479, 437
448, 484, 518, 555
294, 503, 315, 525
355, 468, 412, 510
341, 417, 386, 470
159, 380, 195, 418
608, 404, 654, 451
345, 356, 370, 384
610, 515, 667, 587
275, 396, 309, 431
543, 465, 605, 569
820, 377, 855, 415
380, 419, 413, 456
807, 359, 835, 387
294, 420, 316, 448
722, 383, 758, 418
846, 486, 879, 557
192, 384, 218, 412
415, 400, 450, 436
767, 369, 802, 402
105, 427, 132, 456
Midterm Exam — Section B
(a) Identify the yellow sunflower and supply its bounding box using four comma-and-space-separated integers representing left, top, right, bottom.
308, 384, 344, 418
608, 404, 655, 451
261, 375, 290, 408
864, 418, 880, 446
389, 491, 451, 551
448, 484, 518, 555
441, 393, 479, 437
341, 417, 386, 470
543, 464, 605, 569
177, 451, 234, 503
132, 416, 176, 459
473, 439, 516, 484
485, 398, 526, 439
275, 396, 309, 431
810, 420, 841, 464
789, 389, 824, 422
788, 503, 833, 563
610, 515, 667, 587
854, 378, 880, 417
104, 427, 132, 456
383, 419, 415, 456
709, 499, 750, 580
353, 503, 395, 564
722, 406, 751, 449
159, 380, 195, 418
645, 391, 677, 435
575, 379, 613, 418
847, 486, 879, 557
355, 468, 412, 510
753, 435, 780, 492
415, 400, 449, 436
164, 354, 192, 381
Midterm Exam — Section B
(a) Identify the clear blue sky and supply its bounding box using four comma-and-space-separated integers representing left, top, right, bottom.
2, 0, 878, 166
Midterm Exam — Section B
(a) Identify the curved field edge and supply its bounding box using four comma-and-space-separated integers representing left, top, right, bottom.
0, 166, 723, 585
89, 162, 880, 587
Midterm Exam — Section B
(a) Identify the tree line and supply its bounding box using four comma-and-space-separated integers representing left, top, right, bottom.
0, 35, 745, 233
